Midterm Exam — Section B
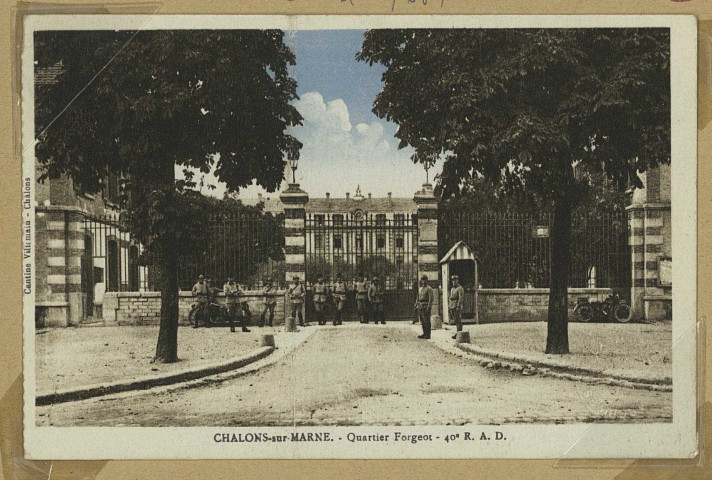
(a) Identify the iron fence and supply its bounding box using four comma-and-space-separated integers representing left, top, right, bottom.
82, 213, 149, 294
305, 213, 418, 289
178, 212, 286, 291
439, 210, 630, 296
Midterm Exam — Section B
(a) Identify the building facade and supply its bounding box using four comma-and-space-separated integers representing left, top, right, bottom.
250, 186, 419, 288
34, 168, 150, 327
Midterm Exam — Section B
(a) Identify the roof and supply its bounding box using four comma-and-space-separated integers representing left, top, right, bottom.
243, 196, 417, 215
440, 241, 477, 264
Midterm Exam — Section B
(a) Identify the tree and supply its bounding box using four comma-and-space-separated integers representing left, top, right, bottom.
359, 29, 670, 353
35, 30, 302, 362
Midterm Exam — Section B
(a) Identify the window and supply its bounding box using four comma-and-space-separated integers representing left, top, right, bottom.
333, 214, 344, 226
333, 235, 342, 250
375, 214, 387, 226
129, 245, 140, 291
103, 172, 122, 205
107, 239, 119, 292
356, 233, 363, 251
394, 214, 405, 226
314, 214, 325, 226
395, 236, 404, 249
586, 266, 597, 288
314, 233, 325, 251
376, 234, 386, 249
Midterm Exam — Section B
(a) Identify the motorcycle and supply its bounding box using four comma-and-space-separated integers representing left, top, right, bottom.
574, 294, 632, 323
189, 300, 251, 328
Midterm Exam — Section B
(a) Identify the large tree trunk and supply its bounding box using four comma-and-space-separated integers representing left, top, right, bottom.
545, 194, 572, 354
153, 163, 180, 363
153, 234, 179, 363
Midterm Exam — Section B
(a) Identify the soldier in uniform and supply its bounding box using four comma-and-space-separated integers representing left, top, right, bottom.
313, 276, 328, 325
449, 275, 465, 339
354, 273, 370, 324
191, 274, 209, 328
331, 273, 348, 326
223, 277, 250, 333
260, 277, 278, 327
368, 277, 386, 324
288, 275, 306, 327
415, 275, 434, 339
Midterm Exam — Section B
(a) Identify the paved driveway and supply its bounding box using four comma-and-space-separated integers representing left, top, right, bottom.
37, 325, 672, 426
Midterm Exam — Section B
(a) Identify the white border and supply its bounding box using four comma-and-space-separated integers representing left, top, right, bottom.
22, 14, 698, 460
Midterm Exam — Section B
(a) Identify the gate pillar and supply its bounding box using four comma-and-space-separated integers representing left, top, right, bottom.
414, 183, 441, 325
280, 183, 308, 328
626, 165, 672, 322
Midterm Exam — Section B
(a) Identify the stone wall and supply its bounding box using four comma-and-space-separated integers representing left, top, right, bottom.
472, 288, 613, 324
103, 291, 287, 326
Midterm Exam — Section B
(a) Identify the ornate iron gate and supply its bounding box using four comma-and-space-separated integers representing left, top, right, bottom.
304, 213, 418, 322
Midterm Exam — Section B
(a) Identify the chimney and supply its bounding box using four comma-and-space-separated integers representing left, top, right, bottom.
326, 192, 330, 199
368, 193, 372, 199
388, 192, 392, 198
346, 192, 350, 199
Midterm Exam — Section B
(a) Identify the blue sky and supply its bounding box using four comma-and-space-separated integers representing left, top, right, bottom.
197, 29, 442, 200
292, 30, 385, 126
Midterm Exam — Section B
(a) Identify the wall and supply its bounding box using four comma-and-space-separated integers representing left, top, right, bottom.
458, 288, 613, 324
103, 291, 287, 326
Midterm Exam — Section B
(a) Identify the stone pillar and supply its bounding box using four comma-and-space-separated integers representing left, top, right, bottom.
42, 207, 86, 326
627, 166, 672, 322
414, 183, 440, 324
280, 183, 308, 331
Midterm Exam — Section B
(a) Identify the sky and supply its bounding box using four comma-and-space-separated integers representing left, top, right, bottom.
189, 30, 442, 200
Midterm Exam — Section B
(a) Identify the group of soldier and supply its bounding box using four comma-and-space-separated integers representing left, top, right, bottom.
286, 273, 387, 327
191, 272, 466, 340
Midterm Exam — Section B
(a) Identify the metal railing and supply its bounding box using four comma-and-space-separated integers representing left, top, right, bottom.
305, 213, 418, 290
439, 210, 631, 295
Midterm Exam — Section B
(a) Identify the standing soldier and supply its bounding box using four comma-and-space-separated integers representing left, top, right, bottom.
332, 273, 348, 326
260, 277, 278, 327
415, 275, 434, 339
288, 275, 306, 327
223, 277, 250, 333
313, 276, 328, 325
368, 277, 386, 324
354, 273, 370, 324
449, 275, 465, 339
191, 274, 208, 328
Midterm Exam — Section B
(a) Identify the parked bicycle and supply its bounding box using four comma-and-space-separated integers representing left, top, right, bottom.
574, 294, 632, 323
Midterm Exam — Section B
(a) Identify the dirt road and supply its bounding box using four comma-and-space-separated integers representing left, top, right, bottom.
37, 325, 672, 426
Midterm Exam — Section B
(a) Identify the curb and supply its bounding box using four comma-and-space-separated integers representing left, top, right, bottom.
455, 343, 672, 388
416, 325, 672, 392
36, 346, 275, 406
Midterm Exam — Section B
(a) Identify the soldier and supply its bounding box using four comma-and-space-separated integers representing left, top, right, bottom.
449, 275, 465, 340
191, 274, 209, 328
368, 277, 386, 324
415, 275, 434, 339
260, 277, 278, 327
332, 273, 348, 326
354, 273, 370, 324
288, 275, 306, 327
313, 276, 328, 325
223, 277, 250, 333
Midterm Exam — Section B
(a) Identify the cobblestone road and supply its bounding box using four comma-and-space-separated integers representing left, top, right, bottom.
37, 325, 672, 426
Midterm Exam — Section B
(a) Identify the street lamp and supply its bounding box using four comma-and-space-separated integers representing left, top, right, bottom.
289, 157, 299, 184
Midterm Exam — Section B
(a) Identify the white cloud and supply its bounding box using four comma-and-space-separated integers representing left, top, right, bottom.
180, 91, 443, 200
282, 92, 442, 198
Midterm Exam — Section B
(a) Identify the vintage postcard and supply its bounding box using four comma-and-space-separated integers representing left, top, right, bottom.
21, 14, 697, 459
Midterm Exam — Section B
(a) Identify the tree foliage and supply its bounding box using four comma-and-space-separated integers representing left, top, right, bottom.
35, 30, 302, 361
359, 28, 670, 353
